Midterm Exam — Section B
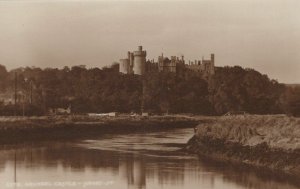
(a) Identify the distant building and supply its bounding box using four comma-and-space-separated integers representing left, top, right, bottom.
119, 46, 215, 77
119, 46, 147, 75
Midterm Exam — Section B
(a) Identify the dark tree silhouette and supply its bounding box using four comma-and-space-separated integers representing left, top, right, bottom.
0, 64, 291, 116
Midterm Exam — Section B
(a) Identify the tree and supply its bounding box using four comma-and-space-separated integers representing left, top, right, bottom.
281, 86, 300, 117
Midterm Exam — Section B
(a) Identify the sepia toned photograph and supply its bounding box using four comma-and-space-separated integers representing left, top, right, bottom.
0, 0, 299, 189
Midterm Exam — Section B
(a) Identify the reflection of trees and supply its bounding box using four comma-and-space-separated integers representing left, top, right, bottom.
0, 142, 299, 189
155, 161, 185, 186
0, 143, 120, 172
191, 157, 300, 189
119, 155, 146, 189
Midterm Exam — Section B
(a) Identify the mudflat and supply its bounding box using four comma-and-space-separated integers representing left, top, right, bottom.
0, 115, 199, 144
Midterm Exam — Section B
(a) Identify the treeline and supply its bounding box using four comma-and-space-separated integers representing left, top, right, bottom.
0, 64, 299, 116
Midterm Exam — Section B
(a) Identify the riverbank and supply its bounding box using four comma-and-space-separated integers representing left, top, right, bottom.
0, 115, 202, 144
185, 115, 300, 177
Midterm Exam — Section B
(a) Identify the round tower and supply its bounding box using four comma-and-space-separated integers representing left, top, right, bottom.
133, 46, 147, 75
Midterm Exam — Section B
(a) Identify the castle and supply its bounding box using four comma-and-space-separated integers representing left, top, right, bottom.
119, 46, 215, 76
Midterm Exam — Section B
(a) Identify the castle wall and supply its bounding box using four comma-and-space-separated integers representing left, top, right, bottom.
186, 54, 215, 75
145, 61, 158, 72
158, 55, 182, 73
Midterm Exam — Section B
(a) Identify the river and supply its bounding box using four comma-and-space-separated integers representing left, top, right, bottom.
0, 128, 299, 189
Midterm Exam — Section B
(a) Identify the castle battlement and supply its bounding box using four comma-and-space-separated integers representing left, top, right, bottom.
133, 51, 147, 57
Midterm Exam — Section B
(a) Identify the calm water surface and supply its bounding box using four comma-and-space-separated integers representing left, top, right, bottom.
0, 128, 299, 189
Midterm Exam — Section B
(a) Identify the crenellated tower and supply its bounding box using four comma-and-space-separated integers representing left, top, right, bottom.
133, 46, 147, 75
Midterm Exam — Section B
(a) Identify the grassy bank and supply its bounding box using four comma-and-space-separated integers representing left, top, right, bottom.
0, 115, 200, 144
185, 115, 300, 176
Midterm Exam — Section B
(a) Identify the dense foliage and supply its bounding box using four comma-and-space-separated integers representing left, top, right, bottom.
0, 64, 298, 116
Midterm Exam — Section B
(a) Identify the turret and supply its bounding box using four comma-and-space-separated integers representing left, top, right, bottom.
130, 52, 134, 67
138, 46, 143, 51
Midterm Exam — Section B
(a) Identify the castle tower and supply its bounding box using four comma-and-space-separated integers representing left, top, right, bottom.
158, 53, 164, 72
133, 46, 147, 75
119, 58, 130, 74
210, 53, 215, 75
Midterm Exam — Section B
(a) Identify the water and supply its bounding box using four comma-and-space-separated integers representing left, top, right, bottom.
0, 128, 299, 189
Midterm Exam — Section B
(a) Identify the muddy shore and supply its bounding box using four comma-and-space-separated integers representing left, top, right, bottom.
0, 115, 200, 144
185, 115, 300, 177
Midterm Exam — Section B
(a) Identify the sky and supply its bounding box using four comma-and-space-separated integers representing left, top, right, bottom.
0, 0, 299, 83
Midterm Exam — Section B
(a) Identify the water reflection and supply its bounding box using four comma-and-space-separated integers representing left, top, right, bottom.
119, 156, 146, 189
0, 129, 299, 189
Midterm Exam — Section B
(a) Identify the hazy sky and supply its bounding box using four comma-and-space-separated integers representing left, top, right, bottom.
0, 0, 299, 83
